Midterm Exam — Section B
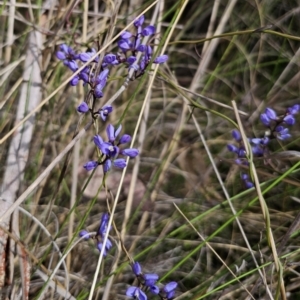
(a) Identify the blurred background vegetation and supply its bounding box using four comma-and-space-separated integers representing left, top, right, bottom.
1, 0, 300, 299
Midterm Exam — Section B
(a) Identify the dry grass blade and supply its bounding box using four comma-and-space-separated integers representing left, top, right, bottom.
173, 203, 255, 300
0, 8, 44, 297
0, 121, 92, 224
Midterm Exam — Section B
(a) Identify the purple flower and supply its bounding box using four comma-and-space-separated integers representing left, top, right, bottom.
94, 88, 103, 98
251, 138, 262, 145
85, 124, 139, 173
103, 159, 112, 173
283, 114, 295, 125
56, 44, 79, 67
140, 56, 147, 71
121, 31, 132, 39
251, 145, 264, 156
127, 56, 136, 65
64, 60, 79, 72
93, 135, 104, 148
261, 137, 269, 145
275, 125, 284, 132
166, 290, 175, 299
70, 75, 80, 86
118, 39, 132, 52
79, 67, 90, 84
106, 124, 122, 142
113, 158, 126, 169
96, 242, 107, 256
153, 55, 168, 64
241, 173, 249, 181
79, 48, 98, 63
129, 64, 139, 71
98, 213, 110, 236
144, 273, 159, 287
142, 25, 155, 36
265, 107, 277, 120
121, 148, 139, 158
83, 161, 98, 171
241, 173, 254, 189
70, 67, 90, 86
103, 54, 117, 64
238, 148, 246, 158
137, 44, 147, 52
126, 287, 147, 300
96, 238, 112, 255
77, 102, 89, 113
260, 113, 271, 126
250, 137, 269, 146
143, 273, 159, 295
56, 50, 66, 60
146, 45, 153, 58
245, 181, 254, 189
79, 230, 90, 240
95, 213, 113, 255
60, 44, 69, 53
149, 285, 160, 295
93, 69, 109, 98
105, 238, 113, 250
276, 127, 291, 140
232, 129, 241, 142
79, 52, 92, 62
164, 281, 178, 293
119, 134, 131, 144
134, 15, 145, 27
164, 282, 177, 299
287, 104, 300, 115
135, 36, 142, 50
132, 262, 142, 276
69, 61, 79, 72
96, 68, 110, 84
99, 105, 113, 121
235, 158, 242, 165
103, 54, 116, 64
100, 142, 119, 157
227, 144, 239, 153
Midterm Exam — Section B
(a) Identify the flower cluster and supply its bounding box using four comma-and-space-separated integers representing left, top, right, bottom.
227, 104, 300, 188
77, 103, 113, 122
79, 213, 112, 256
83, 124, 139, 173
117, 15, 168, 74
56, 14, 168, 117
58, 14, 176, 298
260, 105, 299, 140
126, 262, 177, 300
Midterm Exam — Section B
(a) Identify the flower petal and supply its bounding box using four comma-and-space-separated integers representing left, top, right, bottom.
83, 161, 98, 171
79, 230, 90, 240
103, 159, 112, 173
142, 25, 156, 36
119, 134, 131, 144
265, 107, 277, 120
121, 148, 139, 158
77, 102, 89, 113
154, 55, 168, 64
56, 51, 66, 60
132, 262, 142, 275
164, 282, 177, 293
93, 135, 104, 149
106, 124, 115, 142
134, 15, 145, 27
113, 158, 126, 169
283, 115, 295, 125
